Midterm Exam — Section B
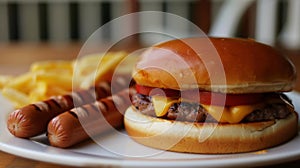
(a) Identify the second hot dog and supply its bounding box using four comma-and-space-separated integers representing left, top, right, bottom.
47, 88, 136, 148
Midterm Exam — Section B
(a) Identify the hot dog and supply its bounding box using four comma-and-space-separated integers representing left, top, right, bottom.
7, 76, 130, 138
47, 87, 136, 148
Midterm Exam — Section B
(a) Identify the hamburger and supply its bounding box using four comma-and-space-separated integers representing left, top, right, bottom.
124, 37, 298, 154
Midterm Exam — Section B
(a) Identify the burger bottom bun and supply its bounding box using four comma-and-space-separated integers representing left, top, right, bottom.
124, 106, 298, 154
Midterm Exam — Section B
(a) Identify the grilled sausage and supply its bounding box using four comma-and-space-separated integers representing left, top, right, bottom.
7, 77, 130, 138
47, 88, 136, 148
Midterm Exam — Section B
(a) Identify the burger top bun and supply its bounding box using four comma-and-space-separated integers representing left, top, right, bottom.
133, 37, 296, 93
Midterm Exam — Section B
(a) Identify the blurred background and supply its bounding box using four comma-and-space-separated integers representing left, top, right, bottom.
0, 0, 299, 51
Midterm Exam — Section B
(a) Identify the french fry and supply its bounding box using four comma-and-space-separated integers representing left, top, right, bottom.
35, 71, 73, 90
30, 60, 74, 73
5, 73, 34, 93
28, 81, 47, 103
95, 52, 128, 82
114, 53, 139, 74
78, 51, 128, 89
0, 75, 12, 89
2, 87, 30, 108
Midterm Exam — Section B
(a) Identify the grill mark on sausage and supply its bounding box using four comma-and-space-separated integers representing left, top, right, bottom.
51, 98, 63, 109
90, 102, 100, 113
94, 82, 111, 99
71, 92, 84, 105
76, 90, 95, 104
100, 100, 110, 116
54, 95, 72, 110
75, 106, 89, 118
32, 104, 43, 112
34, 101, 49, 112
68, 111, 78, 119
95, 101, 107, 113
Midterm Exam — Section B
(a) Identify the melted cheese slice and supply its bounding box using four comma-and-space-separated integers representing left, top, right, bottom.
152, 96, 179, 117
202, 104, 260, 123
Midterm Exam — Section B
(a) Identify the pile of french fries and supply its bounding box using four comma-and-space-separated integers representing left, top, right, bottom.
0, 51, 136, 108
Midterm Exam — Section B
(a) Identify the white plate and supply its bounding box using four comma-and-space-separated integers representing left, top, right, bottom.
1, 92, 300, 167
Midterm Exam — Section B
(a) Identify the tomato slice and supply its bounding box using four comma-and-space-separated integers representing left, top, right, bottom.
135, 84, 265, 106
189, 91, 264, 106
136, 84, 180, 97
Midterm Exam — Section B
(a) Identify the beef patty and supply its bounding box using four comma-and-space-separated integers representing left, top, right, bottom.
132, 93, 293, 123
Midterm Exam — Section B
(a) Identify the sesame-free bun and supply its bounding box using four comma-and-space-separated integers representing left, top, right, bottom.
124, 106, 298, 154
133, 37, 296, 93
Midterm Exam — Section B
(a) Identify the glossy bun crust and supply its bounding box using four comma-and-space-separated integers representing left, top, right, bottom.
133, 37, 296, 93
124, 106, 298, 154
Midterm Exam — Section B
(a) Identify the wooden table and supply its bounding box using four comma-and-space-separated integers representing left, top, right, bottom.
0, 43, 300, 168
